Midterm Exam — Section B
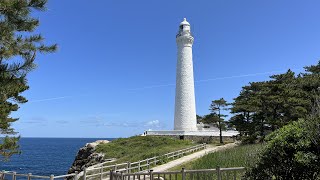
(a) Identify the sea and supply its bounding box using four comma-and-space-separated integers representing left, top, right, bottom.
0, 138, 115, 176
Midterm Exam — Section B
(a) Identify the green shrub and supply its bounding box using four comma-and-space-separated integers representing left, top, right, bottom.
244, 118, 320, 179
240, 134, 258, 144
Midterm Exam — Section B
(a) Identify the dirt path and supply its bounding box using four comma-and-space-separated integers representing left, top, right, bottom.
150, 142, 238, 172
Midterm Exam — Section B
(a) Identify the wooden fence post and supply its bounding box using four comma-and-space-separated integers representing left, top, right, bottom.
126, 162, 130, 173
138, 161, 141, 171
12, 172, 16, 180
73, 171, 78, 180
83, 168, 87, 180
149, 170, 153, 180
50, 174, 54, 180
109, 170, 113, 180
100, 167, 103, 180
181, 168, 186, 180
147, 159, 151, 170
216, 166, 221, 180
154, 157, 157, 165
27, 173, 32, 180
0, 170, 4, 180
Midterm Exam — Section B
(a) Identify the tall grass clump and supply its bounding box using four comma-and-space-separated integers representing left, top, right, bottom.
193, 144, 263, 169
182, 144, 264, 170
168, 144, 264, 180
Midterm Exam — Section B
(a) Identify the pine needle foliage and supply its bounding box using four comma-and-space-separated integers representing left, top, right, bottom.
229, 62, 320, 142
0, 0, 57, 161
209, 98, 229, 144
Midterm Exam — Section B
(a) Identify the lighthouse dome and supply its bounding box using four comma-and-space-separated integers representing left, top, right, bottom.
180, 18, 190, 26
177, 18, 192, 38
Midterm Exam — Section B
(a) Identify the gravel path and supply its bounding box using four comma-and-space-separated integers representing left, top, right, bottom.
150, 142, 238, 172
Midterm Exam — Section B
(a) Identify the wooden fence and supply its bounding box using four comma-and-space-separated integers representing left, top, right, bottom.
0, 143, 207, 180
0, 170, 78, 180
0, 166, 245, 180
110, 167, 246, 180
78, 143, 207, 180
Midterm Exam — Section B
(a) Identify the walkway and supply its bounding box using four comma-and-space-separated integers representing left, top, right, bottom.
150, 142, 238, 172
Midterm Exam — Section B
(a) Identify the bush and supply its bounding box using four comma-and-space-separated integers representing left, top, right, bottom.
244, 118, 320, 179
240, 135, 258, 144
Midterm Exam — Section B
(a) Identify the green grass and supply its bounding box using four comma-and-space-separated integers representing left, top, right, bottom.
96, 136, 195, 163
172, 144, 264, 170
167, 144, 264, 180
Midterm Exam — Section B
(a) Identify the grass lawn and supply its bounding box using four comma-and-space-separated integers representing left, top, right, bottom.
96, 136, 196, 163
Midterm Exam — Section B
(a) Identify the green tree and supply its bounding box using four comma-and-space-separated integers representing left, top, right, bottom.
196, 114, 203, 124
299, 61, 320, 108
201, 113, 219, 125
244, 117, 320, 179
231, 70, 309, 142
209, 98, 229, 144
0, 0, 57, 160
230, 85, 258, 139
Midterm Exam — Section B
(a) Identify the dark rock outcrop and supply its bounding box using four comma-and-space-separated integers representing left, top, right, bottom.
68, 140, 109, 174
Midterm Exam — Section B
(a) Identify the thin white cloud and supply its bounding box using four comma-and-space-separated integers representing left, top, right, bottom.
26, 68, 304, 102
129, 68, 303, 91
80, 116, 165, 129
144, 120, 160, 128
80, 116, 105, 126
20, 117, 48, 127
29, 96, 72, 103
144, 120, 166, 130
21, 117, 47, 124
56, 120, 69, 124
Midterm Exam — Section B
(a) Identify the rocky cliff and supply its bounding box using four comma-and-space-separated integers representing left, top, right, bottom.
68, 140, 109, 174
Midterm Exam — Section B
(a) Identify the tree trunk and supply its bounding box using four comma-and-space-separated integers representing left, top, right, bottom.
219, 109, 223, 144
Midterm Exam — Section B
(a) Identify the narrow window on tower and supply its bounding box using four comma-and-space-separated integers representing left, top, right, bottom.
180, 25, 183, 30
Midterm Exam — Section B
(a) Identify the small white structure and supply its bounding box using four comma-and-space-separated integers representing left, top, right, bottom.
174, 18, 197, 131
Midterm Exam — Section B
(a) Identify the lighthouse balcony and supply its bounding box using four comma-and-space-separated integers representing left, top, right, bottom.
176, 31, 193, 38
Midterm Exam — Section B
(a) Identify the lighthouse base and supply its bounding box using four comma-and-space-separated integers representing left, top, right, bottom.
144, 130, 238, 137
144, 130, 238, 143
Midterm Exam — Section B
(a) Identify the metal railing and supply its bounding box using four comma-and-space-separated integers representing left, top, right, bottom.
110, 167, 245, 180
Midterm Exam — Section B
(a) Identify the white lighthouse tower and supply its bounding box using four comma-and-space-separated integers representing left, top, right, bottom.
174, 18, 197, 131
144, 18, 239, 138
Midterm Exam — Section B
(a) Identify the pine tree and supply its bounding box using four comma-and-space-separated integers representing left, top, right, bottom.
209, 98, 229, 144
0, 0, 57, 160
231, 69, 311, 142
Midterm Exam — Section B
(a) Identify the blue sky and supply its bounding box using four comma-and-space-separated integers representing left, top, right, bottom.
12, 0, 320, 138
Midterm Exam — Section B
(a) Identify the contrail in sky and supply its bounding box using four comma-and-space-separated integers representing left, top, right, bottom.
28, 68, 303, 102
29, 96, 73, 103
195, 69, 302, 82
129, 68, 303, 91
